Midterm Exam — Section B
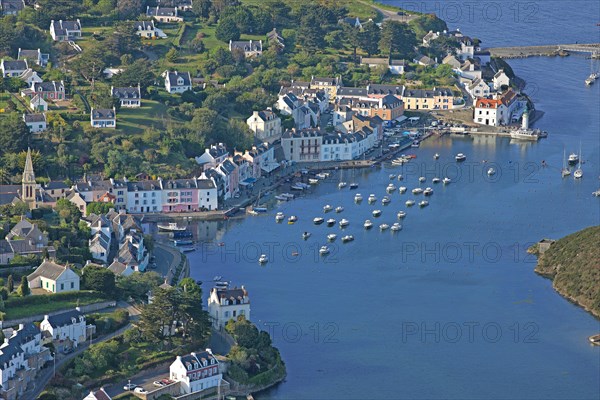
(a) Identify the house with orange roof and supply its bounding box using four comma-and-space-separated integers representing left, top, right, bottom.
473, 89, 519, 127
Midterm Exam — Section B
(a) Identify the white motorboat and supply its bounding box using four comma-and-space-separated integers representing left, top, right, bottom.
316, 173, 328, 179
412, 188, 423, 195
379, 223, 390, 231
487, 168, 496, 176
327, 218, 336, 227
323, 204, 333, 212
335, 206, 344, 213
314, 217, 325, 225
275, 195, 289, 201
592, 189, 600, 197
354, 193, 363, 202
418, 176, 426, 183
434, 153, 440, 160
158, 222, 186, 232
368, 194, 377, 204
319, 246, 330, 255
282, 193, 295, 199
442, 177, 451, 184
406, 199, 415, 206
364, 220, 373, 229
423, 187, 433, 196
568, 153, 579, 165
397, 211, 406, 219
309, 178, 319, 185
372, 209, 382, 217
455, 153, 467, 162
288, 216, 298, 224
275, 212, 285, 222
382, 196, 391, 205
386, 184, 397, 193
391, 223, 402, 232
258, 254, 269, 264
399, 186, 407, 194
432, 177, 441, 183
291, 184, 305, 191
302, 232, 311, 240
419, 200, 429, 207
389, 174, 397, 180
397, 174, 404, 181
339, 218, 350, 227
327, 233, 337, 242
341, 235, 354, 243
338, 182, 347, 189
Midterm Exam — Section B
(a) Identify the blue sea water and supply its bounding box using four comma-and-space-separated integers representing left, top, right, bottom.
186, 2, 600, 398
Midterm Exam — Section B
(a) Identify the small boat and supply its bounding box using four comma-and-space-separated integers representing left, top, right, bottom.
487, 168, 496, 176
313, 217, 325, 225
434, 153, 440, 160
372, 209, 382, 217
593, 189, 600, 197
406, 199, 415, 206
412, 188, 423, 195
309, 178, 319, 185
291, 184, 305, 191
442, 177, 451, 185
418, 176, 426, 183
302, 232, 312, 240
338, 182, 347, 189
341, 235, 354, 243
397, 174, 403, 181
419, 200, 429, 207
181, 246, 196, 253
455, 153, 467, 162
282, 193, 295, 199
397, 211, 406, 219
354, 193, 363, 202
258, 254, 269, 264
316, 173, 328, 179
585, 77, 594, 85
379, 223, 390, 231
391, 223, 402, 232
386, 184, 396, 193
323, 204, 333, 212
589, 334, 600, 345
389, 174, 397, 180
368, 194, 377, 204
432, 177, 441, 184
568, 153, 579, 165
574, 144, 583, 179
158, 222, 186, 232
275, 195, 289, 201
364, 220, 373, 229
349, 183, 359, 189
174, 239, 194, 246
398, 186, 407, 194
335, 206, 344, 213
319, 246, 330, 255
339, 218, 350, 227
411, 141, 420, 148
253, 207, 267, 213
561, 149, 571, 177
381, 196, 391, 205
423, 187, 433, 196
288, 216, 298, 224
327, 218, 336, 227
327, 233, 337, 242
275, 212, 285, 222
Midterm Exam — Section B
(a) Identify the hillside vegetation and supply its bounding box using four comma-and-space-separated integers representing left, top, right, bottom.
533, 225, 600, 318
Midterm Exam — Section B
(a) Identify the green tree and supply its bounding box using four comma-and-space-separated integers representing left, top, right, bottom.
111, 60, 155, 94
297, 15, 325, 51
116, 0, 142, 19
116, 271, 162, 301
17, 275, 29, 296
0, 287, 8, 300
192, 0, 212, 18
70, 45, 107, 82
409, 13, 448, 39
215, 17, 240, 42
82, 264, 116, 294
7, 275, 13, 293
0, 114, 30, 156
106, 22, 140, 57
86, 202, 114, 216
55, 198, 82, 225
360, 21, 381, 57
379, 20, 417, 59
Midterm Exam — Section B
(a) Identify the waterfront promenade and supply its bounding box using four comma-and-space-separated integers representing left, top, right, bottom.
486, 43, 600, 58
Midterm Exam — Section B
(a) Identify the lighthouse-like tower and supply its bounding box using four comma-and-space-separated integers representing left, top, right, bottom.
522, 105, 530, 129
21, 148, 37, 209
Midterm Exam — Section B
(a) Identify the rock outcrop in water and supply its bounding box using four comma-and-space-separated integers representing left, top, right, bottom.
531, 225, 600, 318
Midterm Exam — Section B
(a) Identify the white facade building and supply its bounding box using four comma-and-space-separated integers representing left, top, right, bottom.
207, 286, 250, 329
169, 350, 222, 394
40, 309, 87, 348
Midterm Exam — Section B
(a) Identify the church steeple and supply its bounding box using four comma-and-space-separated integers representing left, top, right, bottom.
21, 147, 37, 208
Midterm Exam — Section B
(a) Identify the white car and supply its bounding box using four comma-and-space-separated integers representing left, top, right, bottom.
123, 383, 137, 391
134, 387, 147, 394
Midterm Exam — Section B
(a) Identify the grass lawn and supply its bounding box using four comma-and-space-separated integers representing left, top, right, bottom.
5, 291, 110, 320
117, 99, 172, 135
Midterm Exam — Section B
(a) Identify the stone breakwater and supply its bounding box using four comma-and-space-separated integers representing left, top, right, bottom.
486, 43, 600, 59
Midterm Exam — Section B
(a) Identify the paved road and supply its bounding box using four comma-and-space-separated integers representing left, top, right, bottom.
359, 0, 417, 23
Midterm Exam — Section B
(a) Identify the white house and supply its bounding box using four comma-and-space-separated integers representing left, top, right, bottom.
17, 48, 49, 67
360, 57, 406, 75
18, 69, 43, 86
40, 308, 87, 348
229, 40, 263, 58
473, 89, 518, 127
164, 70, 192, 93
195, 143, 229, 170
246, 109, 282, 141
493, 69, 511, 90
133, 20, 166, 38
90, 108, 116, 128
281, 128, 322, 163
89, 231, 110, 263
49, 20, 82, 42
125, 180, 162, 213
111, 86, 141, 108
27, 260, 80, 293
197, 178, 218, 211
83, 388, 112, 400
169, 350, 222, 395
466, 78, 491, 99
107, 260, 134, 277
23, 113, 47, 134
457, 36, 476, 60
146, 6, 183, 22
30, 94, 48, 112
458, 60, 482, 80
1, 59, 27, 77
207, 286, 251, 329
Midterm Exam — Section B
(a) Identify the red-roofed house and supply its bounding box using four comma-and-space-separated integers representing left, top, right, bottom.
473, 89, 518, 127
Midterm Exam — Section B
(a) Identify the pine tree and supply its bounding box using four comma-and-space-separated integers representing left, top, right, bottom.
17, 276, 29, 297
7, 275, 13, 293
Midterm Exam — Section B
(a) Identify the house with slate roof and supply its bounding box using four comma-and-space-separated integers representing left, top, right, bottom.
40, 308, 87, 350
0, 0, 25, 16
146, 6, 183, 23
90, 107, 116, 128
246, 108, 282, 141
111, 85, 141, 108
0, 59, 27, 77
83, 387, 112, 400
133, 20, 166, 38
25, 80, 65, 100
27, 260, 80, 293
23, 113, 46, 134
50, 19, 82, 41
169, 349, 223, 394
164, 70, 192, 93
208, 286, 251, 329
17, 48, 49, 67
107, 260, 134, 277
229, 40, 263, 58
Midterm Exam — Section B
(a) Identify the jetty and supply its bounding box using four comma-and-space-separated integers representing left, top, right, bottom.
485, 43, 600, 59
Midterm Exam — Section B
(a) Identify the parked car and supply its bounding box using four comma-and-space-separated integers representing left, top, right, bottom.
134, 387, 147, 394
123, 383, 137, 391
153, 381, 166, 387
